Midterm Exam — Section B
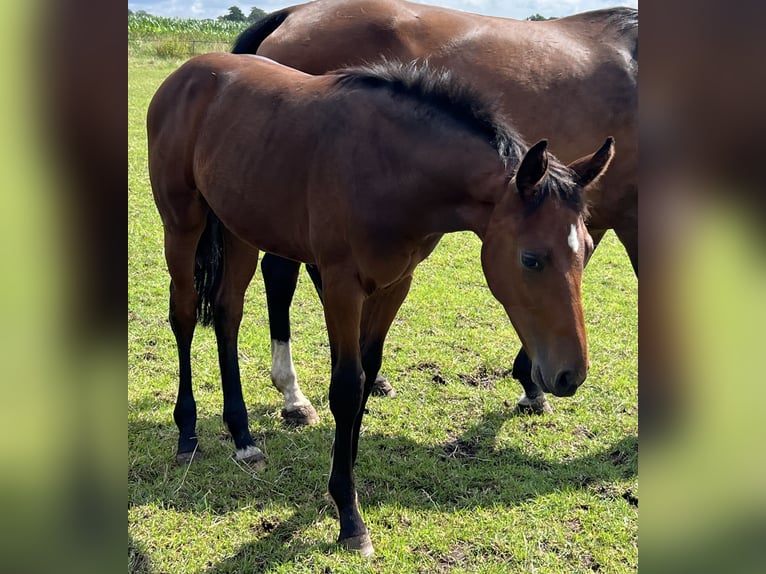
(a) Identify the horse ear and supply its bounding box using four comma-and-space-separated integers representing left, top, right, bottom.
568, 136, 615, 188
515, 139, 549, 200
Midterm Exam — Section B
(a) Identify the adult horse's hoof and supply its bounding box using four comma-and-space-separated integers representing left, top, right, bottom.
339, 532, 375, 557
176, 449, 203, 466
235, 445, 267, 471
515, 393, 553, 415
281, 404, 320, 426
371, 374, 397, 397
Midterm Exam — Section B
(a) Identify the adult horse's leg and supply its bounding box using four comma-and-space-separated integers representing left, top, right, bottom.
512, 350, 552, 414
213, 229, 265, 466
305, 262, 397, 398
321, 268, 373, 556
261, 254, 319, 426
614, 220, 638, 277
513, 228, 607, 414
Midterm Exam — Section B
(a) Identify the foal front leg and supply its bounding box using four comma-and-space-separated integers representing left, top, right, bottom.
352, 277, 413, 462
306, 262, 397, 398
322, 273, 374, 556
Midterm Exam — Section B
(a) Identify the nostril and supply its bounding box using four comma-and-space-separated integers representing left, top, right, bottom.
555, 370, 578, 396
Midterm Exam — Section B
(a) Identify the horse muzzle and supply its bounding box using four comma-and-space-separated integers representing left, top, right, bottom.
533, 364, 588, 397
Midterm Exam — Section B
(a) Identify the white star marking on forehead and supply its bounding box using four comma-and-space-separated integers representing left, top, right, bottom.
568, 224, 579, 254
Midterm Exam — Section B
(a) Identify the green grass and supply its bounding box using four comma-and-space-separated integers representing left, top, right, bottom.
129, 55, 637, 573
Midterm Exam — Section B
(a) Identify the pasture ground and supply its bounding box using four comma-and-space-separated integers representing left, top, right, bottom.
129, 55, 637, 573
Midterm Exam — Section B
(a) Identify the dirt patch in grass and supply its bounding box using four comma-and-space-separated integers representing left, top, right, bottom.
621, 488, 638, 507
582, 552, 602, 571
415, 361, 448, 385
437, 545, 470, 572
440, 435, 481, 460
457, 366, 511, 389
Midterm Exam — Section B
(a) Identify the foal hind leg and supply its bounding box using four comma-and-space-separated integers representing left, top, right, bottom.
261, 254, 319, 426
306, 263, 397, 398
214, 230, 265, 467
163, 209, 207, 464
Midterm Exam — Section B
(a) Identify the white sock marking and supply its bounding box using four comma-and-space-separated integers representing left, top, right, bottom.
270, 340, 311, 410
236, 444, 263, 461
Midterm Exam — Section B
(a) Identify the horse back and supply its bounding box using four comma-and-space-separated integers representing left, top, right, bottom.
253, 2, 636, 153
149, 54, 347, 262
254, 0, 492, 72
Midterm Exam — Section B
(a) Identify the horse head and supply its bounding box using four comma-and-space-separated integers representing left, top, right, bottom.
481, 137, 614, 396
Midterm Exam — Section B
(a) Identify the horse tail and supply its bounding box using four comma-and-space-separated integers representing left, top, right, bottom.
232, 8, 291, 54
194, 210, 224, 326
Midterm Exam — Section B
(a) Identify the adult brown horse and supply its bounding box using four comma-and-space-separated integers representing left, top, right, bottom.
228, 0, 638, 421
147, 52, 613, 554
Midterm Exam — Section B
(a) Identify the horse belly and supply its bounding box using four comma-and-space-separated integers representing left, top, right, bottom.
194, 151, 314, 262
353, 233, 443, 292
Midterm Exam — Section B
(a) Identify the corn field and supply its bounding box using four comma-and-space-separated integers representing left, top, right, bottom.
128, 13, 249, 58
129, 13, 249, 41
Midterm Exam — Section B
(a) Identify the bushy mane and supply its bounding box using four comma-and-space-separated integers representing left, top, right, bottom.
609, 6, 638, 35
336, 60, 523, 167
528, 162, 585, 215
600, 6, 638, 60
335, 59, 583, 213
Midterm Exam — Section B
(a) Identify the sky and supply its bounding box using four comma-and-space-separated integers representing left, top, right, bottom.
128, 0, 638, 21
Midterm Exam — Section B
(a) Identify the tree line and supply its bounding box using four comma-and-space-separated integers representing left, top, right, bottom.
130, 6, 554, 23
129, 6, 267, 23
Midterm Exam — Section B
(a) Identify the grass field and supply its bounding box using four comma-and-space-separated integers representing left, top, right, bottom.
129, 55, 637, 573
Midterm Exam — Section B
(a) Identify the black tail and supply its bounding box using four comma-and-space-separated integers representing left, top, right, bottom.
194, 210, 224, 326
232, 8, 291, 54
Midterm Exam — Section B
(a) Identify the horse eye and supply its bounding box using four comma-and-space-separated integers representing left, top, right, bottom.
521, 252, 544, 271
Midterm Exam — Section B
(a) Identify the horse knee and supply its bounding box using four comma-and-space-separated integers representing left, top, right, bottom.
329, 363, 365, 419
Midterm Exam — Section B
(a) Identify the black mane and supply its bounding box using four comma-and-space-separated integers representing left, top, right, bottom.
609, 6, 638, 35
600, 6, 638, 60
335, 60, 583, 213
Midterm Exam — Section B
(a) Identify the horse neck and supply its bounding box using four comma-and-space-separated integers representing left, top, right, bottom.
426, 152, 510, 239
342, 91, 512, 238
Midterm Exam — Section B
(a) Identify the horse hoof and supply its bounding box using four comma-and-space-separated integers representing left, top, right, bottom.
371, 375, 397, 398
515, 393, 553, 414
236, 445, 267, 470
339, 532, 375, 557
176, 449, 203, 466
281, 405, 320, 427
